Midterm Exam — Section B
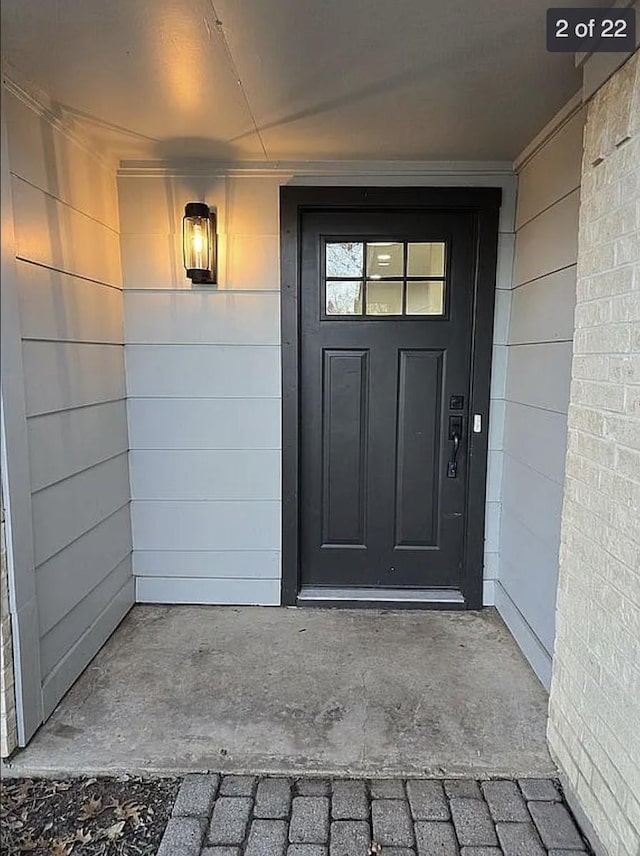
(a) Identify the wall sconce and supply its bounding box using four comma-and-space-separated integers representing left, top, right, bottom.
183, 202, 217, 284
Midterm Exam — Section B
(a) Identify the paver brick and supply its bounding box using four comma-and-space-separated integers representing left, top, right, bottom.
414, 821, 458, 856
382, 849, 415, 856
288, 846, 328, 856
369, 780, 405, 799
460, 849, 502, 855
444, 779, 483, 800
290, 797, 330, 843
207, 798, 253, 845
332, 780, 368, 819
481, 780, 530, 822
202, 848, 240, 856
173, 774, 220, 817
157, 817, 206, 856
296, 779, 331, 796
371, 799, 414, 847
450, 798, 498, 847
255, 778, 292, 818
219, 775, 257, 796
518, 779, 560, 802
406, 780, 449, 821
330, 820, 370, 856
245, 819, 288, 856
548, 850, 587, 855
528, 801, 585, 850
496, 821, 546, 856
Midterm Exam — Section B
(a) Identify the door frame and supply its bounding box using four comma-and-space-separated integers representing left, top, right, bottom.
280, 186, 501, 609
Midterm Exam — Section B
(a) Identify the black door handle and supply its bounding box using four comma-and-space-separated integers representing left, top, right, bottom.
448, 432, 461, 478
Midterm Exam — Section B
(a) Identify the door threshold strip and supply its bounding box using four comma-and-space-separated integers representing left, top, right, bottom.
298, 586, 465, 604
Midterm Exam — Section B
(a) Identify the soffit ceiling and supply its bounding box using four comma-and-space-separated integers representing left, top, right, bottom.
1, 0, 611, 163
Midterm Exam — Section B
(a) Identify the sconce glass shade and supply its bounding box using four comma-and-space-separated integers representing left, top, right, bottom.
183, 202, 216, 284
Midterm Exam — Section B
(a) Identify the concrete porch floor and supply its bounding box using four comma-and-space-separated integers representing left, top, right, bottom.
4, 605, 555, 778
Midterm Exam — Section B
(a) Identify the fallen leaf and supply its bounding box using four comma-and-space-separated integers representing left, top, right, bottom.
104, 820, 125, 840
77, 795, 102, 820
75, 828, 92, 844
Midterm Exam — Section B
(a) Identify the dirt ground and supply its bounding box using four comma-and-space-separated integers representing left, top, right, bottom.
0, 776, 180, 855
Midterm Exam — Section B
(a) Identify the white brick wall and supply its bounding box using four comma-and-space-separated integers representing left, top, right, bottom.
1, 480, 18, 757
548, 52, 640, 856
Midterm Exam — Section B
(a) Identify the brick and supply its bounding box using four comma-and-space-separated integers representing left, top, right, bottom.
296, 779, 331, 796
414, 821, 458, 856
449, 799, 497, 847
245, 819, 288, 856
406, 780, 449, 821
207, 798, 253, 845
548, 851, 587, 855
172, 774, 220, 817
517, 779, 561, 802
330, 821, 370, 856
529, 801, 585, 850
496, 822, 545, 856
460, 850, 502, 856
382, 849, 415, 856
290, 797, 330, 844
369, 779, 405, 799
202, 849, 240, 856
481, 781, 529, 822
219, 775, 257, 796
255, 778, 292, 819
444, 780, 482, 800
288, 847, 327, 856
331, 780, 368, 820
157, 817, 206, 856
371, 800, 414, 847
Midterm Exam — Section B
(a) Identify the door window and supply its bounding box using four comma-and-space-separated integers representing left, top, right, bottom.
324, 240, 447, 317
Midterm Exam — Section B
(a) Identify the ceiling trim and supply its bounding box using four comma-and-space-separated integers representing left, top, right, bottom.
513, 90, 584, 172
118, 159, 515, 178
1, 67, 116, 170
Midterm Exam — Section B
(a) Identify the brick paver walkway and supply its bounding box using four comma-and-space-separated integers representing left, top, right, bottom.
157, 775, 591, 856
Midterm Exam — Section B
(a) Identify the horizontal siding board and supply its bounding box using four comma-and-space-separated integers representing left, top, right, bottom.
31, 454, 131, 566
117, 175, 227, 236
500, 509, 560, 654
501, 453, 564, 551
136, 576, 280, 605
226, 177, 281, 236
5, 92, 120, 231
28, 400, 128, 492
120, 232, 185, 289
11, 176, 122, 287
133, 550, 280, 579
18, 260, 124, 343
494, 581, 552, 689
509, 267, 577, 345
125, 345, 281, 398
127, 398, 281, 450
130, 450, 280, 501
124, 291, 280, 344
22, 341, 126, 416
39, 555, 133, 678
35, 505, 132, 636
226, 235, 280, 290
503, 402, 568, 485
41, 578, 134, 718
516, 109, 585, 229
131, 501, 280, 550
505, 341, 573, 413
512, 190, 580, 286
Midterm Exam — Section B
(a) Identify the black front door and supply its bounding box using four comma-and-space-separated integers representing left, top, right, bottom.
299, 207, 477, 595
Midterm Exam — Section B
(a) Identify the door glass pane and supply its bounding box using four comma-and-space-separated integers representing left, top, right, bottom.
326, 242, 363, 277
366, 281, 403, 315
407, 242, 445, 277
326, 281, 363, 315
366, 242, 404, 278
406, 281, 445, 315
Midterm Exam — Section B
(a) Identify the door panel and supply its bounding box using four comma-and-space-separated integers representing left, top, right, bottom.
395, 349, 443, 548
300, 207, 476, 593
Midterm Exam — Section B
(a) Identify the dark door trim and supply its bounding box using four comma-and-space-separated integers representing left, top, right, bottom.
280, 186, 501, 609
